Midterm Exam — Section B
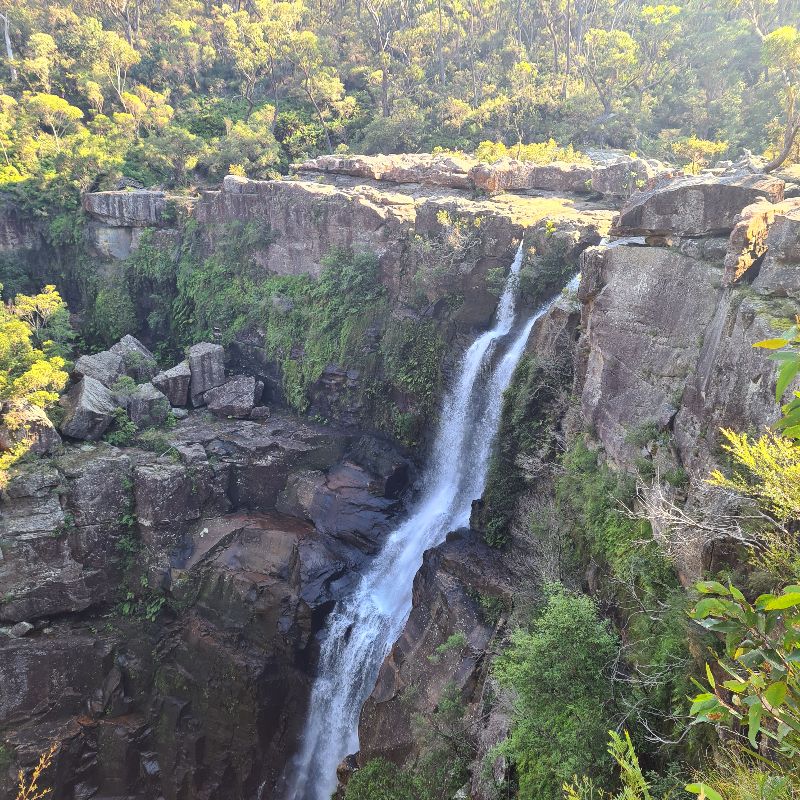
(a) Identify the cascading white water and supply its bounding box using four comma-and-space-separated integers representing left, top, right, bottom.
283, 244, 575, 800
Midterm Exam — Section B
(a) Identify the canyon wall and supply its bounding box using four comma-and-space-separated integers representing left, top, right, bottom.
3, 156, 800, 799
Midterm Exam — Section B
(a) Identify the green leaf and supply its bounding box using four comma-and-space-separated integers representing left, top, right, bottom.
722, 679, 747, 693
748, 700, 763, 747
706, 663, 716, 689
738, 648, 766, 669
690, 694, 720, 716
686, 783, 725, 800
692, 598, 729, 619
781, 424, 800, 439
763, 593, 800, 611
776, 358, 800, 401
764, 681, 787, 707
773, 406, 800, 431
729, 584, 745, 603
697, 581, 730, 595
781, 396, 800, 414
754, 338, 790, 350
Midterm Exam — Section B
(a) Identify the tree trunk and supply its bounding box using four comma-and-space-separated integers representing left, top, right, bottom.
437, 0, 446, 86
764, 118, 799, 172
0, 13, 17, 82
381, 59, 390, 117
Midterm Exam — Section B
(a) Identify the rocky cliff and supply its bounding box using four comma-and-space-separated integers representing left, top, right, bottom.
4, 156, 800, 800
1, 156, 615, 798
348, 168, 800, 796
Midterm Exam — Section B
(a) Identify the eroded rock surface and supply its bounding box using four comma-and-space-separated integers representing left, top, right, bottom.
59, 377, 118, 440
613, 173, 785, 237
1, 408, 410, 799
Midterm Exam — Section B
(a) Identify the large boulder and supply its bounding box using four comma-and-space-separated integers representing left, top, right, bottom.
469, 158, 593, 194
0, 404, 62, 456
188, 343, 226, 406
204, 375, 261, 418
590, 157, 661, 199
111, 335, 159, 382
73, 350, 125, 388
82, 190, 168, 227
153, 361, 192, 407
59, 377, 119, 440
126, 382, 170, 429
613, 173, 785, 237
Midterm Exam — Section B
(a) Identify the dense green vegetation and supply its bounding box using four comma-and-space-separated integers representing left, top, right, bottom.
84, 222, 446, 443
0, 284, 70, 485
0, 0, 798, 245
494, 586, 619, 800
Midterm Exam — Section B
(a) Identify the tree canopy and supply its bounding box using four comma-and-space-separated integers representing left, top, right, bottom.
0, 0, 797, 227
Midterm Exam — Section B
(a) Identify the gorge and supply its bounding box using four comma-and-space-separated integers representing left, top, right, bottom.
2, 151, 800, 800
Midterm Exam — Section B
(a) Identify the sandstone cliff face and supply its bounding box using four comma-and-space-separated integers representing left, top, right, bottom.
0, 409, 412, 799
352, 168, 800, 795
575, 183, 800, 578
82, 190, 192, 260
193, 174, 613, 312
11, 157, 800, 800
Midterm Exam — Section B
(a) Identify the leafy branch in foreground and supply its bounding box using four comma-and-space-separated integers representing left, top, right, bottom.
753, 323, 800, 440
688, 581, 800, 759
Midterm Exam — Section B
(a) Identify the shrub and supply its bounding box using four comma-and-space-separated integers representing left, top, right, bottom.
104, 407, 136, 447
475, 138, 586, 164
708, 428, 800, 522
343, 759, 419, 800
494, 585, 619, 800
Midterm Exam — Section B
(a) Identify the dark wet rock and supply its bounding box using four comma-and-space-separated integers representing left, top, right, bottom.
171, 412, 351, 511
249, 405, 271, 421
152, 361, 191, 407
277, 462, 401, 553
204, 375, 261, 418
188, 342, 226, 406
59, 377, 119, 440
358, 529, 511, 767
348, 435, 413, 499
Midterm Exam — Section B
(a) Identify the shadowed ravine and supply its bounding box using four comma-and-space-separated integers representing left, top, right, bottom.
281, 245, 579, 800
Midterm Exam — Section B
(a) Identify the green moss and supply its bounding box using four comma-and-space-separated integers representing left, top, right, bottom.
481, 349, 573, 547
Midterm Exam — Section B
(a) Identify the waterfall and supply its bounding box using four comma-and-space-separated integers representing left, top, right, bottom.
283, 244, 575, 800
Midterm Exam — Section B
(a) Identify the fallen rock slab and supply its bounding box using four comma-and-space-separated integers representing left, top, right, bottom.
126, 382, 170, 429
614, 173, 785, 237
204, 375, 261, 418
469, 158, 593, 194
59, 377, 119, 440
73, 350, 125, 388
188, 343, 226, 406
110, 334, 159, 382
153, 361, 191, 407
